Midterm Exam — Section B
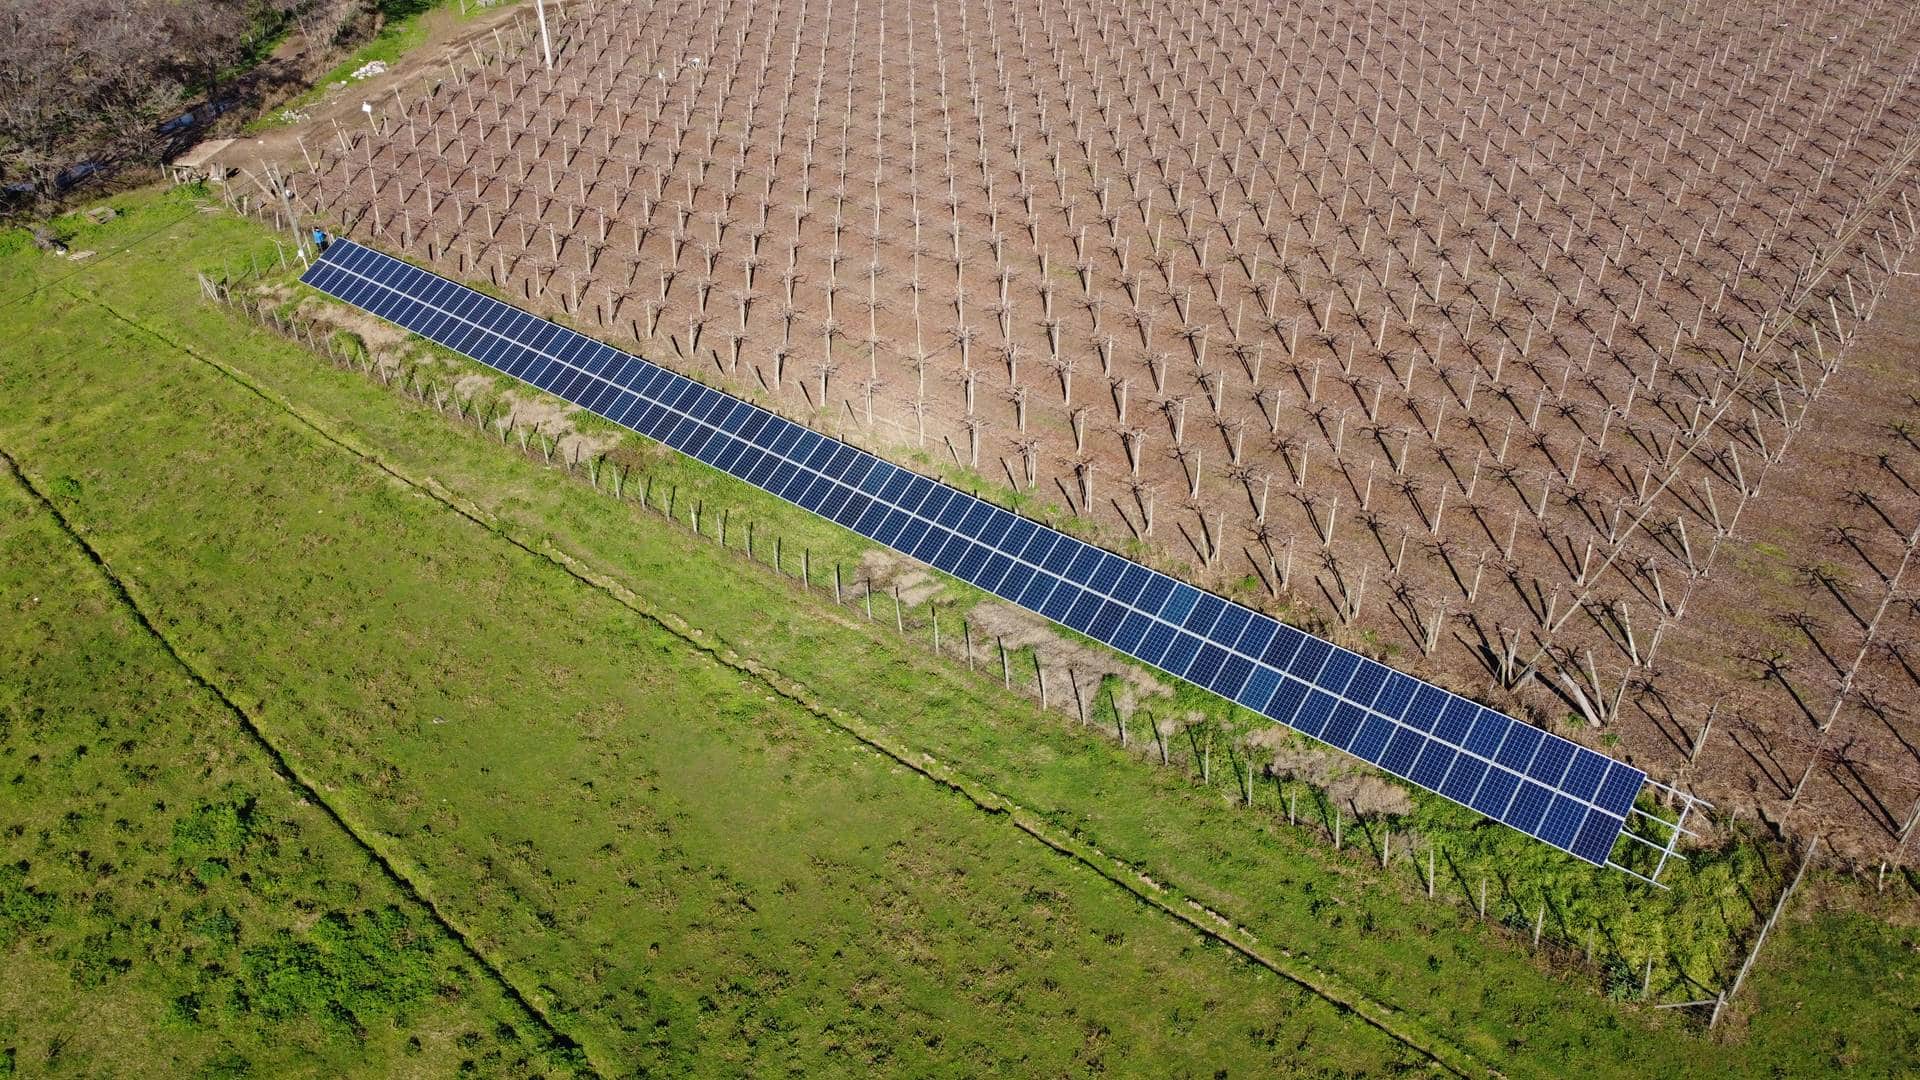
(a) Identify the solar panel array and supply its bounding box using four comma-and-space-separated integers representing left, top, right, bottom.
301, 238, 1647, 866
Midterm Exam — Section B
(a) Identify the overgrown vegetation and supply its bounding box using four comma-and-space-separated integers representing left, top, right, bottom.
257, 0, 508, 127
0, 1, 493, 211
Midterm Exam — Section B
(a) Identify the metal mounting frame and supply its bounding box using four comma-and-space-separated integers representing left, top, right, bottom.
1607, 778, 1711, 888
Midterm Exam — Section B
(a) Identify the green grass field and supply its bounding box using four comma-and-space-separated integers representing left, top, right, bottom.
0, 190, 1914, 1077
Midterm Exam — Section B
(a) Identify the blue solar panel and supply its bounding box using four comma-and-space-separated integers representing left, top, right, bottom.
1439, 755, 1486, 804
1293, 691, 1335, 740
1409, 742, 1454, 790
301, 239, 1645, 868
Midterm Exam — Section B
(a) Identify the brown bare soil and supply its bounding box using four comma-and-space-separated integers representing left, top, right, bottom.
275, 0, 1920, 861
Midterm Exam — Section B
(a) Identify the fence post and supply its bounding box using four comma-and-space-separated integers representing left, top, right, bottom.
834, 563, 842, 603
1714, 835, 1820, 1027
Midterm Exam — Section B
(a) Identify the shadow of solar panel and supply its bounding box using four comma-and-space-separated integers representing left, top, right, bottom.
301, 239, 1646, 867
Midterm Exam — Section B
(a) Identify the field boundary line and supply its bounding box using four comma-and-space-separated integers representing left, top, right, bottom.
83, 286, 1501, 1079
0, 342, 605, 1078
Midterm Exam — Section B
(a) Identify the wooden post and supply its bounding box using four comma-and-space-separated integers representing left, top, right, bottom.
1036, 654, 1049, 709
963, 619, 973, 668
1478, 876, 1487, 917
1533, 903, 1544, 948
1000, 636, 1011, 688
930, 603, 940, 654
893, 585, 904, 633
865, 580, 874, 620
1427, 844, 1435, 897
775, 534, 783, 574
834, 563, 842, 603
720, 507, 730, 547
747, 520, 755, 560
802, 548, 811, 590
